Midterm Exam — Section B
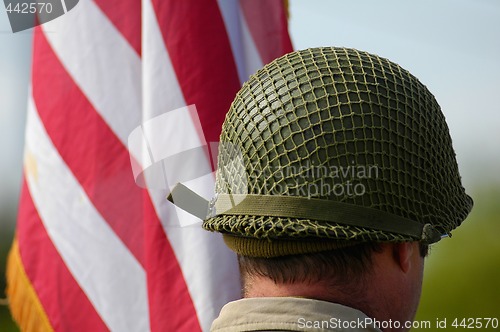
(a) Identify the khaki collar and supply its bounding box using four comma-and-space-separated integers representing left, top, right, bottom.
211, 297, 382, 331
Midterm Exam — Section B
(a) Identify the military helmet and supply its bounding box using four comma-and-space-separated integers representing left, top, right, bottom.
202, 47, 473, 257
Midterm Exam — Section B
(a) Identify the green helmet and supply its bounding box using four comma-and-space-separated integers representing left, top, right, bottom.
202, 47, 473, 257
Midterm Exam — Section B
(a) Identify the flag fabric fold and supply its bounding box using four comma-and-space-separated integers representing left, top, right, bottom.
7, 0, 292, 331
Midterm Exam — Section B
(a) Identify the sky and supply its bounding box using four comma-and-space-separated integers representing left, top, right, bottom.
0, 0, 499, 224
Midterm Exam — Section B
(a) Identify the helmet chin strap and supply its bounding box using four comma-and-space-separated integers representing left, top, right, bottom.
168, 182, 443, 245
167, 182, 210, 221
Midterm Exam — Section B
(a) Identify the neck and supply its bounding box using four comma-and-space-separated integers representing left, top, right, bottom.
245, 275, 385, 323
243, 243, 424, 332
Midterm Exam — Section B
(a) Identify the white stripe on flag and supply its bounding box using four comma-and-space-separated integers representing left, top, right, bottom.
141, 2, 241, 329
217, 0, 264, 84
142, 0, 186, 122
145, 186, 240, 331
41, 0, 142, 146
24, 96, 150, 332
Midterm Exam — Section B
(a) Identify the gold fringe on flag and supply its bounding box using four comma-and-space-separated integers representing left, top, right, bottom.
6, 239, 54, 332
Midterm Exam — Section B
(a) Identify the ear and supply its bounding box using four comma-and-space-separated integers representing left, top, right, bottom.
392, 242, 415, 273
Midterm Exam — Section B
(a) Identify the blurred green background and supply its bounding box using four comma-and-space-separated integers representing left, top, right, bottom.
416, 187, 500, 330
1, 219, 17, 331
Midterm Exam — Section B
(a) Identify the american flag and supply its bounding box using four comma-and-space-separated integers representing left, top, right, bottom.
6, 0, 292, 331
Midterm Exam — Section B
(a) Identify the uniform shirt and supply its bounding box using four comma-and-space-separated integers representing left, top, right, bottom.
211, 297, 383, 331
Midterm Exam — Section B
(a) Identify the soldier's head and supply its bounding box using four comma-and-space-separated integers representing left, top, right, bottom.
202, 47, 472, 325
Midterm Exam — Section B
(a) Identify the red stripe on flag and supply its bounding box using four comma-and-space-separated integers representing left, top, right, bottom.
240, 0, 293, 65
32, 31, 145, 266
93, 0, 142, 55
17, 179, 109, 332
32, 31, 201, 332
151, 0, 241, 143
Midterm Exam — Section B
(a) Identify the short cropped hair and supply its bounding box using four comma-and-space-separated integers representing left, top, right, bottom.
238, 242, 429, 296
